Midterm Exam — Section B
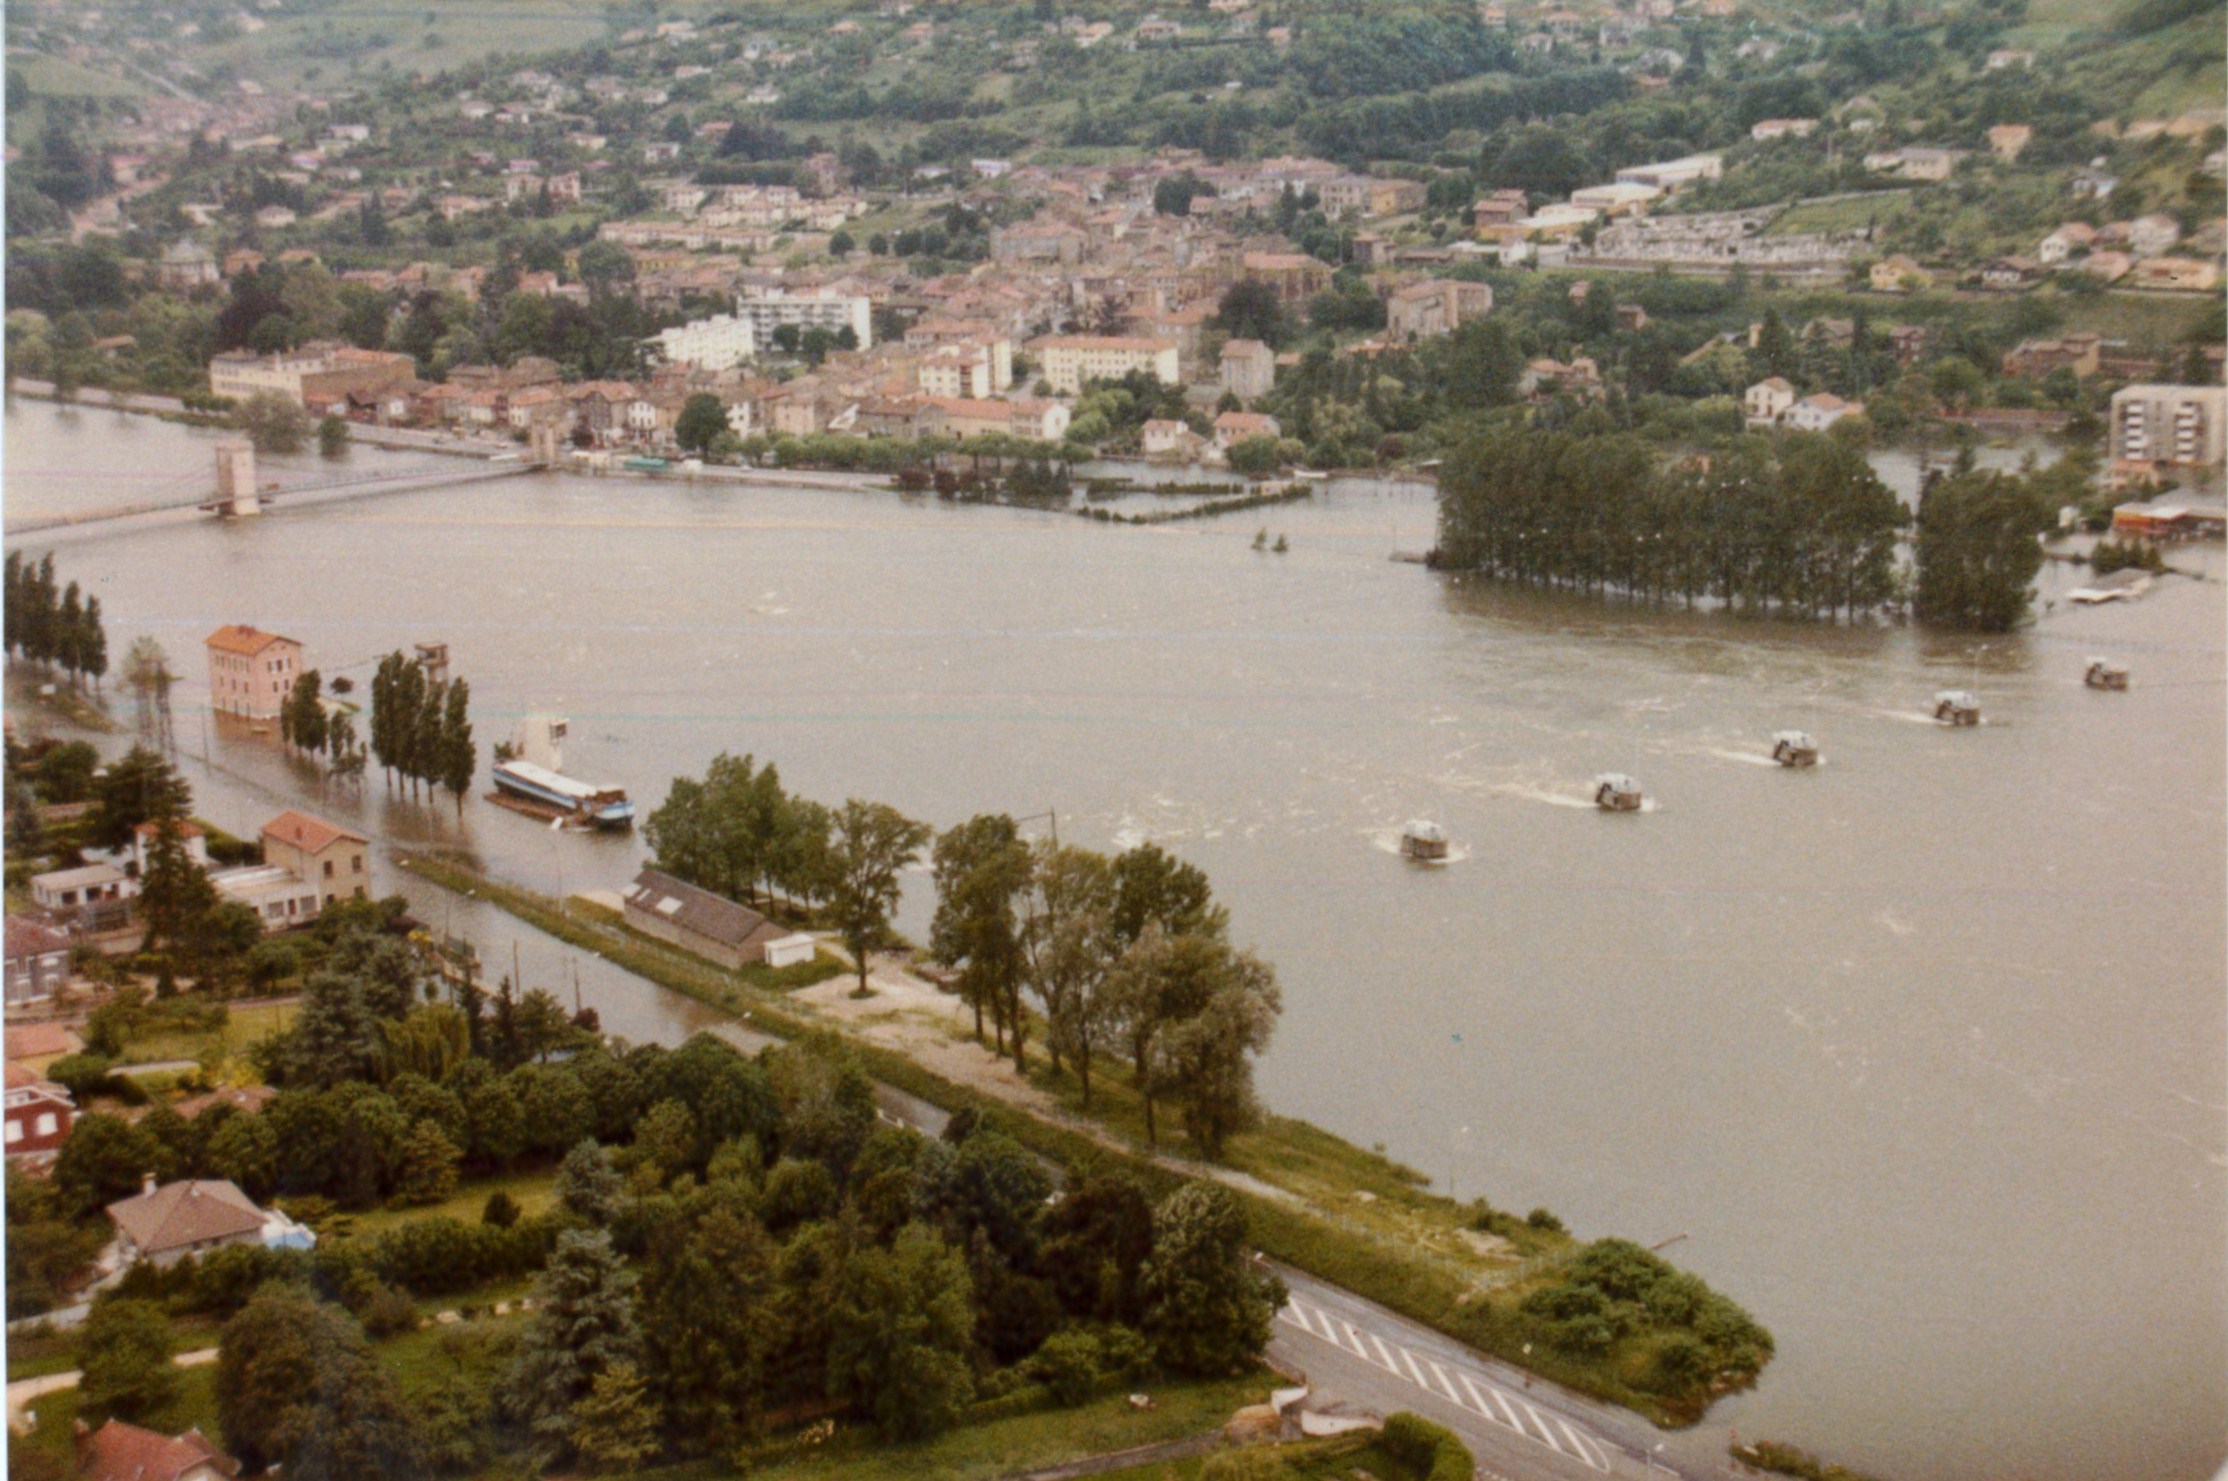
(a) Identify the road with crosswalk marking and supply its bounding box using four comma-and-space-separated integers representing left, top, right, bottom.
1278, 1293, 1614, 1472
1265, 1261, 1723, 1481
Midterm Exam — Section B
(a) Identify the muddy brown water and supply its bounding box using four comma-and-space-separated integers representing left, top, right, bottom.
7, 396, 2222, 1481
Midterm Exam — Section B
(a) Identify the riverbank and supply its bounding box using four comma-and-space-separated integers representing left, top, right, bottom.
397, 850, 1770, 1429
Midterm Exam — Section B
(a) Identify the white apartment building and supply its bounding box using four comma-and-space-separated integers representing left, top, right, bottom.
2110, 384, 2227, 471
1031, 336, 1181, 395
919, 343, 998, 400
207, 347, 333, 402
654, 314, 759, 371
733, 291, 875, 350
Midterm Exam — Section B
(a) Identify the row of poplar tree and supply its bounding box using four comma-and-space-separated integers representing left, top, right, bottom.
1439, 424, 2060, 631
2, 551, 109, 689
368, 651, 475, 809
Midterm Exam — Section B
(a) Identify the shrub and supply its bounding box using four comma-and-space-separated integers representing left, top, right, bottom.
47, 1052, 116, 1098
963, 1381, 1052, 1424
1380, 1412, 1474, 1481
1526, 1207, 1565, 1234
358, 1281, 421, 1338
482, 1190, 521, 1228
1023, 1329, 1104, 1405
187, 1245, 308, 1314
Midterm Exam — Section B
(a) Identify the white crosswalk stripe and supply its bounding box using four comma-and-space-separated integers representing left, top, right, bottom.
1274, 1297, 1614, 1473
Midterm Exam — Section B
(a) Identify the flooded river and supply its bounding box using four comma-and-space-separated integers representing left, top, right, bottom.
6, 396, 2223, 1481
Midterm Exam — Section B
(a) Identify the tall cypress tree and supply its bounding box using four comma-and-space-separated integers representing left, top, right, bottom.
412, 676, 446, 801
79, 595, 106, 693
56, 581, 84, 686
439, 678, 473, 815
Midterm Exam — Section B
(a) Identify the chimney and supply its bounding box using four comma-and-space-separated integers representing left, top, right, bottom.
142, 1172, 157, 1196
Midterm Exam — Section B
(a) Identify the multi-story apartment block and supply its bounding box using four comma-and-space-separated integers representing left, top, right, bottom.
1030, 336, 1182, 395
2110, 384, 2227, 477
654, 314, 759, 370
732, 291, 874, 350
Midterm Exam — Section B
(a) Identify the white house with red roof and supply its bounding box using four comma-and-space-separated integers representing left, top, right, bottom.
1786, 392, 1864, 432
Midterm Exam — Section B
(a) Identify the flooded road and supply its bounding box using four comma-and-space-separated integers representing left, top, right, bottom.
7, 396, 2222, 1481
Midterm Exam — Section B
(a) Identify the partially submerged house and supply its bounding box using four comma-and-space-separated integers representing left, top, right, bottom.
622, 868, 789, 970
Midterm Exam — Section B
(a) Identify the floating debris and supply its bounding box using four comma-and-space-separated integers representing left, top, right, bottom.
1771, 731, 1820, 768
1593, 773, 1644, 812
1399, 819, 1449, 862
2084, 657, 2129, 691
1932, 691, 1981, 726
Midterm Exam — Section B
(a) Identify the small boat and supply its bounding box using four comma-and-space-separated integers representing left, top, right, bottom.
1771, 731, 1820, 768
1593, 774, 1644, 811
1290, 468, 1329, 482
493, 714, 634, 828
1399, 819, 1449, 862
623, 455, 670, 472
2084, 658, 2128, 691
1932, 691, 1981, 726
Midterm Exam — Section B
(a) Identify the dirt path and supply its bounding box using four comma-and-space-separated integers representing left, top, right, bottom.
794, 954, 1296, 1207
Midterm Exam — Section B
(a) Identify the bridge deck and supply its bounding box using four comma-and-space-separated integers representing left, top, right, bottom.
4, 460, 537, 538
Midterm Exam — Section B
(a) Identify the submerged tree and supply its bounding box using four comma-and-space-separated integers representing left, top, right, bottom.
825, 800, 932, 997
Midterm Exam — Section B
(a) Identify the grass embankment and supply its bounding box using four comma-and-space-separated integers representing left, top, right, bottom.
399, 853, 1760, 1426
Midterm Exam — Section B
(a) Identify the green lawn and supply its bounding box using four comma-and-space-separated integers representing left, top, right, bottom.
12, 54, 148, 99
1096, 1436, 1415, 1481
376, 1306, 527, 1386
119, 1001, 296, 1068
1767, 192, 1913, 238
716, 1372, 1277, 1481
316, 1168, 559, 1246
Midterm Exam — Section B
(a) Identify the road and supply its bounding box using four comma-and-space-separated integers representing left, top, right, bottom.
1265, 1263, 1720, 1481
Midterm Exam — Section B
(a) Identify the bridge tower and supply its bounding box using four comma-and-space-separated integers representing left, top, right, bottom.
528, 422, 562, 467
213, 442, 260, 517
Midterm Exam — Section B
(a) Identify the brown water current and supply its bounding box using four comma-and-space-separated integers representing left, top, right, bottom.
7, 396, 2224, 1481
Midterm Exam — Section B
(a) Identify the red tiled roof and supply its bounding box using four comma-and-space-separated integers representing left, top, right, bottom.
105, 1180, 266, 1256
260, 810, 367, 855
4, 916, 70, 961
4, 1022, 81, 1061
203, 625, 296, 657
79, 1421, 241, 1481
132, 820, 207, 840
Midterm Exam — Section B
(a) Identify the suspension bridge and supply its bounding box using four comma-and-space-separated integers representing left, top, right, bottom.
3, 447, 541, 540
